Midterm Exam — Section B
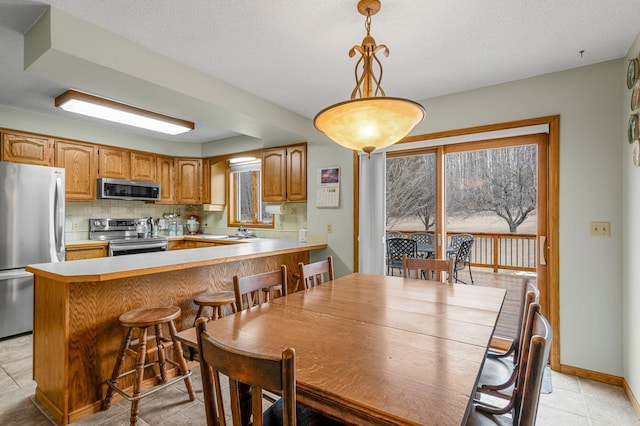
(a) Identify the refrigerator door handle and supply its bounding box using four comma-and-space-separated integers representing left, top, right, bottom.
54, 174, 65, 260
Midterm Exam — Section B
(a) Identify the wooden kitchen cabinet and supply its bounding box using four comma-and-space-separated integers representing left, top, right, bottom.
156, 155, 175, 203
131, 151, 156, 181
1, 130, 54, 166
55, 139, 98, 201
201, 158, 211, 205
262, 143, 306, 202
99, 146, 130, 179
175, 158, 202, 204
65, 243, 108, 260
205, 160, 227, 210
286, 144, 307, 202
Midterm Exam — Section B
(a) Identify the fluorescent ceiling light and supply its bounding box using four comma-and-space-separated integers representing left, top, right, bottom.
55, 90, 194, 135
229, 156, 258, 164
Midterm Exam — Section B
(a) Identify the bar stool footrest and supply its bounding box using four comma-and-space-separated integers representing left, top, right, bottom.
106, 369, 193, 402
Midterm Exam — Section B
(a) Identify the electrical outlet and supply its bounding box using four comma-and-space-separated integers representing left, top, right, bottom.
327, 224, 332, 233
590, 221, 611, 236
72, 221, 80, 231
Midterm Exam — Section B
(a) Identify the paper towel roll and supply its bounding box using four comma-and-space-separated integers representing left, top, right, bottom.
265, 204, 287, 214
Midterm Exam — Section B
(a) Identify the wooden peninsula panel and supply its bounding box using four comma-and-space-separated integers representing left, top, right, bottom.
27, 240, 325, 424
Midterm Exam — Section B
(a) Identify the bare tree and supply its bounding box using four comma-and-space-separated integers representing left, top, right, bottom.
386, 154, 435, 230
446, 145, 537, 233
387, 144, 538, 233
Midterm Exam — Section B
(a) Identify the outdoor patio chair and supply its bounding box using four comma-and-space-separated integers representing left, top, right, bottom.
386, 238, 417, 276
450, 233, 475, 284
386, 231, 403, 239
407, 232, 435, 258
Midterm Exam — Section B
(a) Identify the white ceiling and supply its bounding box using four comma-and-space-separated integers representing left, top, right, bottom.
1, 0, 639, 144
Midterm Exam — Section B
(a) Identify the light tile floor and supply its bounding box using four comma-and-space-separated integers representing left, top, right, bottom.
1, 333, 638, 425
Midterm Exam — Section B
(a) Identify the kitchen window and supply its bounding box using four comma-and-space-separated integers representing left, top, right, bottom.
228, 160, 274, 228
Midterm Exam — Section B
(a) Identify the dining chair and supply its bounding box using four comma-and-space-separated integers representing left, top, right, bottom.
196, 317, 297, 426
386, 231, 403, 239
477, 280, 540, 398
298, 256, 334, 289
468, 305, 551, 426
449, 233, 475, 284
402, 255, 453, 283
488, 279, 539, 360
233, 265, 288, 311
386, 238, 417, 276
407, 232, 435, 258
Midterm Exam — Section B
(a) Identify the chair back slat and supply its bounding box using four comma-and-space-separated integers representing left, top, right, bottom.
407, 232, 434, 246
196, 318, 297, 426
233, 265, 288, 311
402, 256, 454, 283
514, 310, 552, 425
298, 256, 334, 289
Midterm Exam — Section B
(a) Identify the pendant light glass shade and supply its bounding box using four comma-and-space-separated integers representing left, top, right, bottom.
314, 97, 425, 154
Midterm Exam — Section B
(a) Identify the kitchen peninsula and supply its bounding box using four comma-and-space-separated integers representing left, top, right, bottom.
25, 238, 326, 425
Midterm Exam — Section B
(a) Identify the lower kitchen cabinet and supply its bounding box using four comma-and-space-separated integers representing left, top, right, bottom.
65, 243, 108, 260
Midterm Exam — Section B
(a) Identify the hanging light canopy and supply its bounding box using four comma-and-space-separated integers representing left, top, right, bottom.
314, 0, 425, 156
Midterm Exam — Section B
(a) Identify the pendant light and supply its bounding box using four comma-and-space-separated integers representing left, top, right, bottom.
314, 0, 425, 156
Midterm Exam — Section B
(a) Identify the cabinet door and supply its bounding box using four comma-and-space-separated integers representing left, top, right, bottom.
131, 152, 156, 181
175, 158, 202, 204
201, 158, 211, 205
99, 146, 130, 179
209, 161, 227, 209
286, 144, 307, 202
1, 131, 54, 166
65, 245, 108, 260
55, 140, 98, 201
262, 147, 287, 202
156, 155, 175, 204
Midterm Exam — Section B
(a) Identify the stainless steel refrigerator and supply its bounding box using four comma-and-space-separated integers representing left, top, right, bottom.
0, 162, 65, 338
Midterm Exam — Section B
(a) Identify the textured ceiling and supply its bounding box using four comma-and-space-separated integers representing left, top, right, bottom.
0, 0, 639, 144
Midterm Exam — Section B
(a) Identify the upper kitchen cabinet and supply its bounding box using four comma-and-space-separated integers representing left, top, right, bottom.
206, 160, 227, 210
55, 139, 98, 201
175, 158, 202, 204
98, 146, 130, 179
131, 151, 156, 181
156, 155, 175, 204
201, 158, 211, 205
262, 143, 307, 203
1, 130, 54, 166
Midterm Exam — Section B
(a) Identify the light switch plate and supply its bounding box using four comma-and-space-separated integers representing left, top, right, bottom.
590, 221, 610, 236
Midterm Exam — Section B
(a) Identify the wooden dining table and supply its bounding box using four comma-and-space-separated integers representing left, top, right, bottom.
176, 272, 506, 425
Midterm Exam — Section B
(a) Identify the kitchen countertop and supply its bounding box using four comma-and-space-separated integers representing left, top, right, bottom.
65, 234, 251, 246
30, 238, 326, 282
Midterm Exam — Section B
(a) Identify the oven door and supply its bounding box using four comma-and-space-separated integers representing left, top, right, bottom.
109, 242, 168, 256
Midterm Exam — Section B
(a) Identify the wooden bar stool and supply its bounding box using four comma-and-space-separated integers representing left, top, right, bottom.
193, 290, 237, 324
102, 306, 195, 425
190, 290, 237, 360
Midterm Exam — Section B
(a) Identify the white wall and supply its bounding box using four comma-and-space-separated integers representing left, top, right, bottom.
623, 34, 640, 402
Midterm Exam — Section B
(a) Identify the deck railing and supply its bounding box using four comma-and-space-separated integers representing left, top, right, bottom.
391, 230, 537, 272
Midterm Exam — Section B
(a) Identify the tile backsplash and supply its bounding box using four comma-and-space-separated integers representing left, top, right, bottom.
65, 200, 307, 242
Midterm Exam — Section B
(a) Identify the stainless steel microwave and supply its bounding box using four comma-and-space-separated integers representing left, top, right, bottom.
97, 178, 161, 201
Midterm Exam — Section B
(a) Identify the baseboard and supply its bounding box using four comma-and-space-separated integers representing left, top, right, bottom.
623, 379, 640, 418
558, 363, 624, 386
